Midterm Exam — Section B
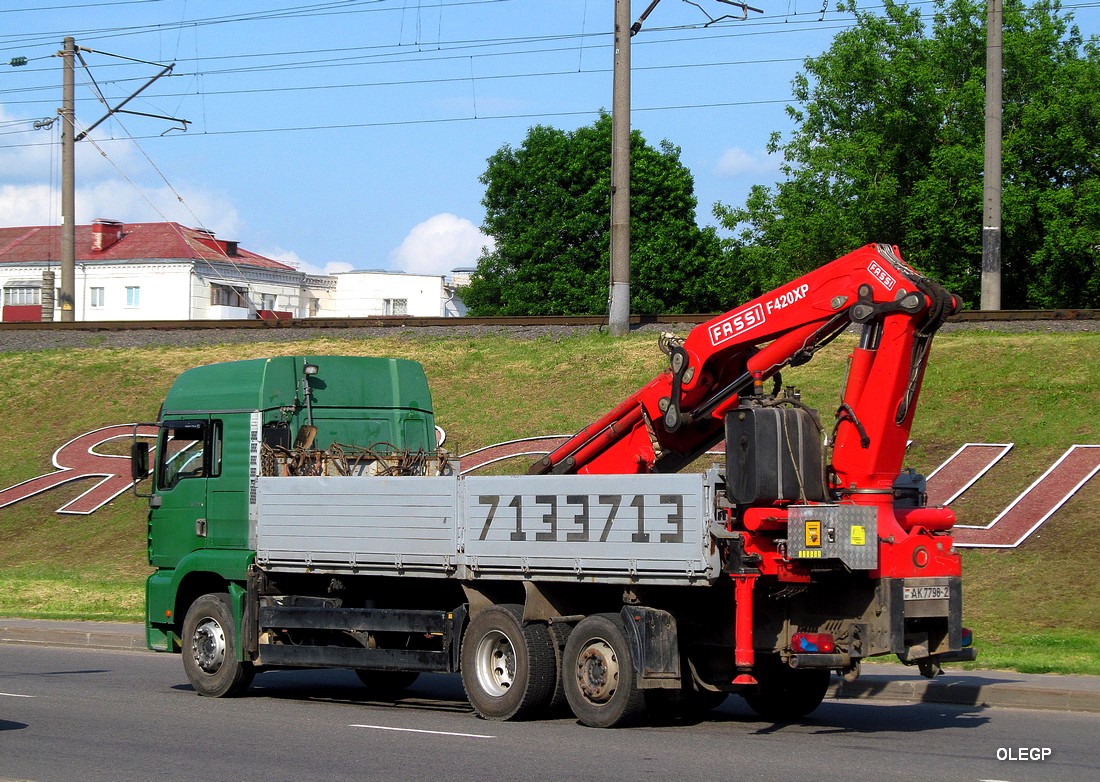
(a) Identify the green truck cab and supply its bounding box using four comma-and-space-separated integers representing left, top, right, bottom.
138, 356, 436, 658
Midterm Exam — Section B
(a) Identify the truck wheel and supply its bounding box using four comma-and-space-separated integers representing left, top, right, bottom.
460, 604, 556, 721
181, 593, 254, 698
741, 655, 830, 721
562, 613, 646, 728
355, 670, 420, 698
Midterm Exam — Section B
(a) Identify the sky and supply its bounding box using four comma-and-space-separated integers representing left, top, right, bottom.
1, 0, 1098, 279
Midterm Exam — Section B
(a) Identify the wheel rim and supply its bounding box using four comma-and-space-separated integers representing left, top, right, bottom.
191, 617, 227, 674
575, 638, 619, 704
473, 629, 516, 697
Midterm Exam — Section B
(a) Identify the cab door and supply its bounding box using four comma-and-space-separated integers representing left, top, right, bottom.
149, 418, 220, 568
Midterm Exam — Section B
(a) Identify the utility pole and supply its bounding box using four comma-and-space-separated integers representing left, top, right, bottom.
52, 40, 185, 323
608, 0, 760, 334
59, 36, 76, 322
608, 0, 632, 337
981, 0, 1003, 311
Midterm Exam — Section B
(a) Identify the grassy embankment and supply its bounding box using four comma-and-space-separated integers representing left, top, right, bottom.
0, 329, 1096, 674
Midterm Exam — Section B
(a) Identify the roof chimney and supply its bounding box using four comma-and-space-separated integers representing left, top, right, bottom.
91, 219, 124, 252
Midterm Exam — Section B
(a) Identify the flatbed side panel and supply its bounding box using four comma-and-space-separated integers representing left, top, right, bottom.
255, 475, 459, 576
462, 474, 717, 585
254, 473, 718, 586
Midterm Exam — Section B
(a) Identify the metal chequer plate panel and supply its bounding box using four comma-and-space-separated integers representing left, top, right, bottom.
786, 504, 879, 570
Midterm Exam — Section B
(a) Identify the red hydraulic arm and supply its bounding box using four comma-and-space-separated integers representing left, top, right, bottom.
530, 243, 959, 488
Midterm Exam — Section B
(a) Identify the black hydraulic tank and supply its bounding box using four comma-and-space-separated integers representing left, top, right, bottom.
725, 406, 827, 505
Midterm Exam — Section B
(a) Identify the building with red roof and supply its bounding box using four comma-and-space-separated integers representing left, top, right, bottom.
0, 219, 334, 322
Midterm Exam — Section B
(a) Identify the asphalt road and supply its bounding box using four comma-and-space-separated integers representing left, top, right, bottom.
2, 645, 1097, 782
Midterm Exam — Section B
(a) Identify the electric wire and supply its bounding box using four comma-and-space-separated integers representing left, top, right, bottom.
0, 96, 790, 151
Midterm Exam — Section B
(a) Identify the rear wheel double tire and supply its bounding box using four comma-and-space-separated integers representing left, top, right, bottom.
562, 613, 646, 728
181, 593, 254, 697
460, 605, 557, 721
741, 655, 830, 721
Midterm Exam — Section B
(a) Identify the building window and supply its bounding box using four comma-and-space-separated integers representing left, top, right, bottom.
125, 286, 140, 307
3, 286, 41, 306
90, 287, 105, 308
384, 298, 408, 316
260, 293, 277, 310
211, 283, 248, 308
308, 297, 320, 317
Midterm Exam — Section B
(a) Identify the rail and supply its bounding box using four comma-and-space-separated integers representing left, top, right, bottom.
0, 309, 1096, 332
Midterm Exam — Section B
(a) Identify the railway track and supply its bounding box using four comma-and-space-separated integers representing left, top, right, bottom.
1, 308, 1096, 332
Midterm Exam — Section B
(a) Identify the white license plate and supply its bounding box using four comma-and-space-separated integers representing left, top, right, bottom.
904, 585, 950, 601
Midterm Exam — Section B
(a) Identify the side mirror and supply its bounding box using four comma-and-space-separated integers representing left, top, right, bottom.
131, 441, 151, 482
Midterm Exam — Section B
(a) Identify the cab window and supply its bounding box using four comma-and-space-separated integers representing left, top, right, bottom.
158, 420, 222, 489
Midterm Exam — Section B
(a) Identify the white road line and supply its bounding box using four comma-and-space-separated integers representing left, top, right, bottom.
0, 692, 35, 698
350, 724, 494, 740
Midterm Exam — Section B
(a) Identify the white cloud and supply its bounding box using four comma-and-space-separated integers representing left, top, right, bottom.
716, 147, 781, 179
0, 179, 241, 235
388, 213, 493, 277
0, 184, 56, 226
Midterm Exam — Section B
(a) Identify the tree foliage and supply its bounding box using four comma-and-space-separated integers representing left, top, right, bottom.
714, 0, 1100, 308
463, 113, 722, 315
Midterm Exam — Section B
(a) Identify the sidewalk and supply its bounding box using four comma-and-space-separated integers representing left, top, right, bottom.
0, 617, 146, 651
3, 617, 1099, 714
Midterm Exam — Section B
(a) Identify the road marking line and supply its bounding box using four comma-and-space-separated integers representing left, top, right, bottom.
0, 692, 35, 698
350, 724, 494, 740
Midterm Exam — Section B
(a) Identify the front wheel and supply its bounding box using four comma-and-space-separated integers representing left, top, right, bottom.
181, 593, 254, 697
460, 605, 556, 721
562, 614, 646, 728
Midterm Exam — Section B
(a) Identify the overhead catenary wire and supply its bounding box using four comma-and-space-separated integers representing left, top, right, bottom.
0, 97, 791, 151
0, 15, 845, 88
0, 55, 809, 109
6, 0, 1097, 110
2, 0, 1094, 150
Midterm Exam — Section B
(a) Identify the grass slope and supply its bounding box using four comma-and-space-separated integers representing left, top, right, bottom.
0, 330, 1097, 673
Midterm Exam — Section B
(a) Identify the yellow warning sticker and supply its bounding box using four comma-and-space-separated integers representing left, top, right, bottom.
805, 520, 822, 547
851, 525, 866, 546
797, 550, 822, 558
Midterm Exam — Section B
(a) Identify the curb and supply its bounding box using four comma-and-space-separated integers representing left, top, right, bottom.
0, 618, 145, 652
4, 618, 1099, 714
828, 668, 1100, 714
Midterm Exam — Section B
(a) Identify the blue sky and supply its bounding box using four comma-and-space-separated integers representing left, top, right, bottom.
1, 0, 1098, 278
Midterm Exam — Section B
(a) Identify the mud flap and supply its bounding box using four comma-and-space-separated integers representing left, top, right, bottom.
620, 606, 681, 689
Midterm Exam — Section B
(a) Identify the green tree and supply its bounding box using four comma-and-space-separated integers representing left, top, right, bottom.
464, 113, 722, 316
715, 0, 1100, 308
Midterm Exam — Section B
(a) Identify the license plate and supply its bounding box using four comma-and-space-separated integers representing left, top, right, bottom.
903, 585, 950, 601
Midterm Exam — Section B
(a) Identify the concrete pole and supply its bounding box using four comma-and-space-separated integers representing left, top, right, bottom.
609, 0, 631, 336
981, 0, 1003, 311
60, 36, 76, 322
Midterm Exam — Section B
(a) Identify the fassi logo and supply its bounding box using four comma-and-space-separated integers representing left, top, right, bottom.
0, 430, 1096, 550
867, 260, 897, 291
708, 303, 766, 346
